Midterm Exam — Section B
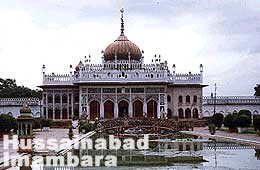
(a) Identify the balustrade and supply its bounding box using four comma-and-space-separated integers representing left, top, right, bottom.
42, 62, 203, 85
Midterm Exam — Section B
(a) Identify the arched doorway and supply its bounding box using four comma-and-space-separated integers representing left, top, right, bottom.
104, 100, 114, 119
167, 108, 172, 119
133, 100, 143, 118
193, 108, 199, 119
147, 100, 157, 118
89, 100, 100, 120
178, 108, 184, 119
62, 109, 67, 119
118, 100, 129, 117
55, 109, 60, 119
185, 108, 191, 119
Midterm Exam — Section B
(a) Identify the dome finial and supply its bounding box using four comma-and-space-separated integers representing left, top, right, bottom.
120, 8, 124, 35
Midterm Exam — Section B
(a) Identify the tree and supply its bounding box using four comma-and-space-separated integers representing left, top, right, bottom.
224, 114, 236, 128
253, 115, 260, 130
234, 114, 251, 128
254, 84, 260, 96
0, 78, 17, 89
0, 78, 42, 98
238, 110, 252, 124
0, 114, 17, 132
211, 113, 224, 129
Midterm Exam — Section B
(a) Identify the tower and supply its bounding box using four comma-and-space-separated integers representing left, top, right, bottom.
17, 104, 33, 153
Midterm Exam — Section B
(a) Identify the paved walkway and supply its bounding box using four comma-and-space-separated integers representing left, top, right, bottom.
33, 128, 79, 153
182, 127, 260, 148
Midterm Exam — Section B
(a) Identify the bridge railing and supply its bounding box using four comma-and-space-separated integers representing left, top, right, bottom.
96, 118, 195, 132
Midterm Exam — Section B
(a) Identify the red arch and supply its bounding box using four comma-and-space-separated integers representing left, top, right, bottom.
133, 100, 143, 118
104, 100, 114, 119
90, 100, 100, 120
147, 100, 157, 118
178, 108, 184, 119
118, 100, 129, 117
185, 108, 191, 119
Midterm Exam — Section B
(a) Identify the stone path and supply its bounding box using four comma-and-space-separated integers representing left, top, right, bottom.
182, 127, 260, 148
33, 128, 79, 153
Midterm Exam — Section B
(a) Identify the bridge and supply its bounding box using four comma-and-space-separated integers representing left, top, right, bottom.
95, 118, 199, 134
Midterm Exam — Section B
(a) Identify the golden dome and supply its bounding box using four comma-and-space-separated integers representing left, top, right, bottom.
104, 34, 142, 61
103, 8, 142, 61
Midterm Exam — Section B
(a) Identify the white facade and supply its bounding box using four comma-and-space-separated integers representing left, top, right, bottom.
0, 98, 41, 117
39, 9, 205, 120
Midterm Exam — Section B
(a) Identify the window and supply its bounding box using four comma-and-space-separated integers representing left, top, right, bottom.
186, 95, 190, 103
178, 96, 183, 103
167, 95, 171, 102
193, 95, 197, 103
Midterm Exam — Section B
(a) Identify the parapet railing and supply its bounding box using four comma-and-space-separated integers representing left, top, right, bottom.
203, 96, 260, 105
0, 98, 40, 106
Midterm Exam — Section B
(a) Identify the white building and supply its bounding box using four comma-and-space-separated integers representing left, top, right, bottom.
0, 98, 41, 117
39, 9, 205, 121
203, 96, 260, 117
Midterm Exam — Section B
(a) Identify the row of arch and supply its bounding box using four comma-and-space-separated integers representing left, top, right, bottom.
178, 108, 199, 119
177, 95, 197, 103
89, 99, 158, 120
88, 99, 199, 120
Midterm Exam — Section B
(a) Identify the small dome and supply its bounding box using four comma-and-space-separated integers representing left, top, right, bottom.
75, 61, 83, 71
20, 104, 31, 114
104, 34, 142, 61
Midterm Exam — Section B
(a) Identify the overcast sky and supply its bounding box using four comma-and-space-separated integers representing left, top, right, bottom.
0, 0, 259, 96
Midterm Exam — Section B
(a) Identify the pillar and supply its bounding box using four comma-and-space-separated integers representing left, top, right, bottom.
114, 93, 118, 118
100, 89, 104, 118
25, 124, 28, 135
164, 93, 167, 116
79, 88, 82, 118
129, 91, 133, 117
60, 93, 62, 119
46, 92, 48, 119
71, 92, 74, 118
52, 92, 55, 120
67, 91, 70, 120
157, 94, 160, 119
144, 93, 147, 115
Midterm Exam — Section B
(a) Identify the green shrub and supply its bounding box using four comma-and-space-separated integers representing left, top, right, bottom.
238, 110, 252, 123
211, 113, 224, 128
224, 114, 236, 128
79, 122, 94, 133
33, 118, 42, 129
208, 124, 216, 135
0, 114, 17, 132
234, 114, 251, 128
253, 115, 260, 130
41, 118, 52, 127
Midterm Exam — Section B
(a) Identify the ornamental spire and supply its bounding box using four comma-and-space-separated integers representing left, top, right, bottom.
120, 8, 124, 35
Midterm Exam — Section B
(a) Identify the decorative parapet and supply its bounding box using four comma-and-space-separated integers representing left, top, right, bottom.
41, 62, 203, 85
172, 73, 202, 84
0, 98, 41, 106
43, 73, 73, 85
203, 96, 260, 105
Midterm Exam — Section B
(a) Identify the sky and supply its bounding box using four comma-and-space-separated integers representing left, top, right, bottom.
0, 0, 259, 96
